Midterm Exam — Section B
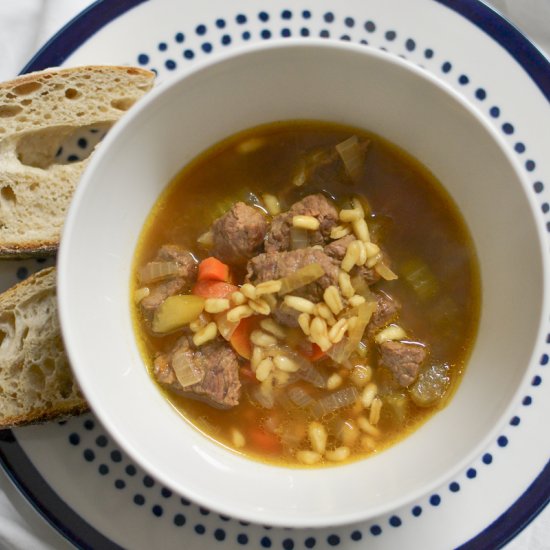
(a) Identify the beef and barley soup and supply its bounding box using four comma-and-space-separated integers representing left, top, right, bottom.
132, 121, 480, 467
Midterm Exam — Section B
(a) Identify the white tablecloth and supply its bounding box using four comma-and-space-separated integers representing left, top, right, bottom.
0, 1, 548, 548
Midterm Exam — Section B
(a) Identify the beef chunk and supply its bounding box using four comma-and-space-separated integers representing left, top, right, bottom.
154, 336, 241, 408
265, 194, 338, 253
141, 244, 198, 318
379, 340, 427, 387
211, 202, 267, 264
247, 247, 338, 300
246, 247, 339, 326
157, 244, 197, 269
367, 291, 400, 337
323, 234, 353, 260
324, 235, 381, 286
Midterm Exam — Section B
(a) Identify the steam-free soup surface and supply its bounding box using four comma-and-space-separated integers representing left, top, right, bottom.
132, 120, 480, 467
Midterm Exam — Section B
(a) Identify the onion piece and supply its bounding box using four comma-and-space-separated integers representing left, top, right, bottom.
290, 226, 309, 250
139, 261, 181, 284
327, 301, 376, 364
374, 261, 398, 281
401, 258, 439, 300
297, 362, 327, 389
278, 263, 325, 295
346, 301, 377, 353
311, 386, 359, 417
272, 347, 327, 388
350, 274, 373, 299
326, 337, 351, 366
288, 386, 314, 408
249, 385, 275, 409
280, 422, 307, 447
214, 311, 239, 341
172, 348, 203, 388
197, 230, 214, 248
336, 136, 364, 184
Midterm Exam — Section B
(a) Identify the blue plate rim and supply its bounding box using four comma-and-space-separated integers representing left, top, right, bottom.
6, 0, 549, 548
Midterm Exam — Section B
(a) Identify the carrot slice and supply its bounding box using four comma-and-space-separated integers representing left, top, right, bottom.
198, 257, 230, 282
192, 280, 238, 299
248, 427, 282, 454
230, 316, 259, 360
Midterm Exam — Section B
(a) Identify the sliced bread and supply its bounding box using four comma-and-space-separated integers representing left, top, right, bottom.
0, 66, 155, 257
0, 266, 87, 428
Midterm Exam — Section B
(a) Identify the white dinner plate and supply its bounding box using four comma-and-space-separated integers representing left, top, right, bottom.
0, 1, 548, 548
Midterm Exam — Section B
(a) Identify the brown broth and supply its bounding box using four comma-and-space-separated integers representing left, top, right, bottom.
132, 120, 480, 466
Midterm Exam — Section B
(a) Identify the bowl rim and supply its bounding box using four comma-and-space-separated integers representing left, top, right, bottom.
57, 38, 549, 527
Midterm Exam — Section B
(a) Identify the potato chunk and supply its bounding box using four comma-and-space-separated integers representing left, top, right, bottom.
152, 295, 205, 333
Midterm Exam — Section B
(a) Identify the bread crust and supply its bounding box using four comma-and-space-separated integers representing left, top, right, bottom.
0, 267, 88, 428
0, 65, 153, 91
0, 65, 155, 258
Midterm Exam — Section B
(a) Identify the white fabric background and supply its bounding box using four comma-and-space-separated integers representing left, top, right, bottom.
0, 1, 548, 548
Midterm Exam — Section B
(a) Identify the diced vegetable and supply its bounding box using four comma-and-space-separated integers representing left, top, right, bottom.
139, 261, 180, 284
280, 421, 307, 447
152, 294, 205, 333
230, 316, 259, 359
400, 258, 439, 300
172, 347, 203, 387
383, 393, 409, 423
249, 385, 275, 409
311, 386, 359, 417
335, 136, 365, 184
328, 301, 376, 364
198, 257, 230, 282
197, 230, 214, 248
374, 261, 398, 281
345, 301, 376, 354
326, 336, 351, 366
288, 386, 314, 408
214, 311, 240, 341
278, 263, 325, 295
300, 342, 325, 362
350, 273, 373, 299
410, 363, 450, 407
248, 427, 282, 454
296, 361, 327, 388
192, 280, 238, 299
263, 412, 282, 433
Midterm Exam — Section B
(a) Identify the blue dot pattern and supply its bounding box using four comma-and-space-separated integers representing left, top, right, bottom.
412, 506, 423, 517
